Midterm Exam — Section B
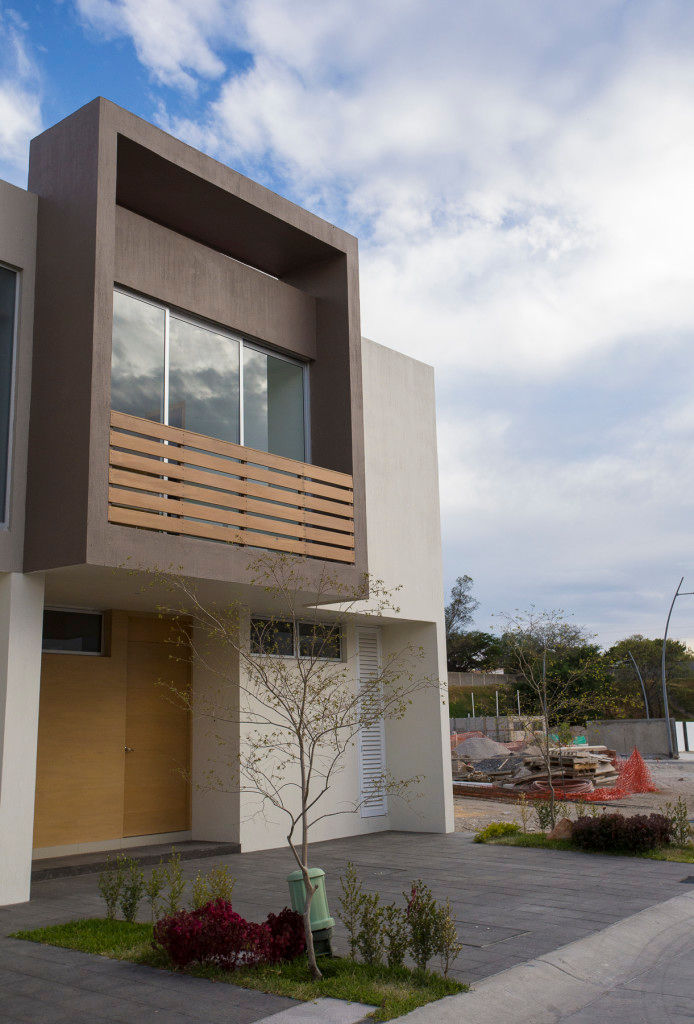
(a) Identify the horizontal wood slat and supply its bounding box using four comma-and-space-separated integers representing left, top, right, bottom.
111, 409, 353, 489
108, 410, 355, 564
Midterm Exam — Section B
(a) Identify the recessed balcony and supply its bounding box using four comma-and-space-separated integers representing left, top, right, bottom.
108, 411, 355, 563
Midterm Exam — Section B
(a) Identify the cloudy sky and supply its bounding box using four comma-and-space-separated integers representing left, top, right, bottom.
3, 0, 694, 645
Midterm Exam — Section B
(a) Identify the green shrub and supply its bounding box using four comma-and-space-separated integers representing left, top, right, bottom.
98, 854, 126, 920
659, 797, 691, 847
383, 903, 409, 969
145, 862, 165, 924
119, 858, 145, 923
474, 821, 521, 843
162, 850, 186, 916
435, 898, 462, 979
338, 862, 366, 959
356, 892, 385, 966
405, 881, 439, 973
533, 799, 554, 831
572, 813, 672, 853
192, 864, 236, 910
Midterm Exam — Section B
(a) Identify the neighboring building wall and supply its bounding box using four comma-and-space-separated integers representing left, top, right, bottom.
448, 671, 513, 689
0, 180, 37, 571
360, 338, 453, 835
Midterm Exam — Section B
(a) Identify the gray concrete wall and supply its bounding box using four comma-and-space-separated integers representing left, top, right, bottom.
584, 718, 676, 756
449, 671, 514, 689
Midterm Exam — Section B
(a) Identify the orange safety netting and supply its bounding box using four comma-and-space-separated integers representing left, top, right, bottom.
583, 748, 657, 801
515, 748, 657, 801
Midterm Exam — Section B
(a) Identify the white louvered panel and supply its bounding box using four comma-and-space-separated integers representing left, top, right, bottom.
357, 627, 387, 818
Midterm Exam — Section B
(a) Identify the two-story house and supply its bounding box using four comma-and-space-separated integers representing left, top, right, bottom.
0, 98, 453, 907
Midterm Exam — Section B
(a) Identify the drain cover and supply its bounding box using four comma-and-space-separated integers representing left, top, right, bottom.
680, 875, 694, 883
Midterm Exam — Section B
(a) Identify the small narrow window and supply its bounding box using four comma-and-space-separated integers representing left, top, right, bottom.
250, 618, 294, 657
42, 610, 103, 655
0, 265, 17, 524
298, 622, 342, 661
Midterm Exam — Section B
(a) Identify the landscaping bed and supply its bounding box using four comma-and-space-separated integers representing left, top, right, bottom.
12, 918, 466, 1022
11, 854, 468, 1023
476, 832, 694, 861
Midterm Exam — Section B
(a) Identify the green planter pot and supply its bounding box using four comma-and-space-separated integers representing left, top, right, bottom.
287, 867, 335, 956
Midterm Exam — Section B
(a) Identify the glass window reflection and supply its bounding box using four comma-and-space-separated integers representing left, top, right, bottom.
169, 317, 240, 442
111, 291, 165, 421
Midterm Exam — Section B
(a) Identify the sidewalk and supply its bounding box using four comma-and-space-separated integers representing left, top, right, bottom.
396, 890, 694, 1023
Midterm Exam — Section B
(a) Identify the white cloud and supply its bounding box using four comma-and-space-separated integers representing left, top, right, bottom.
66, 0, 694, 641
0, 9, 42, 177
73, 0, 239, 90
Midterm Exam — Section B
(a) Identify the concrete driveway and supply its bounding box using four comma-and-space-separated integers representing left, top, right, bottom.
1, 831, 692, 1022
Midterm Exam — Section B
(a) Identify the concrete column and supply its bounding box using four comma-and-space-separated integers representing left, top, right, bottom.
0, 572, 45, 905
190, 622, 241, 844
384, 620, 454, 834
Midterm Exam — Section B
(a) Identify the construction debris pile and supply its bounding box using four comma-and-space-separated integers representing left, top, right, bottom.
452, 739, 620, 796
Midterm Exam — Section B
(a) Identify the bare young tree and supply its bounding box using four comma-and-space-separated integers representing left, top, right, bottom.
497, 607, 624, 827
149, 552, 442, 980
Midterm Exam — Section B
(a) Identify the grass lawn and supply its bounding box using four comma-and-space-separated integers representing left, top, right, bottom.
478, 833, 694, 862
11, 919, 467, 1022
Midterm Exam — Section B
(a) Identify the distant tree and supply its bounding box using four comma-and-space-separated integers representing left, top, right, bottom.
445, 575, 479, 637
604, 634, 694, 717
447, 630, 504, 672
497, 607, 629, 827
445, 575, 483, 672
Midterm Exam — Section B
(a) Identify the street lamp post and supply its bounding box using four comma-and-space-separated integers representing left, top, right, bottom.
624, 651, 650, 719
661, 576, 694, 759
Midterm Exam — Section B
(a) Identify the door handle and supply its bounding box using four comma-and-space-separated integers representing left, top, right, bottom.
124, 746, 135, 753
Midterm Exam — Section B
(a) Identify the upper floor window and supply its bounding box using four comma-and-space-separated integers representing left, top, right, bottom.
111, 289, 308, 462
0, 265, 18, 525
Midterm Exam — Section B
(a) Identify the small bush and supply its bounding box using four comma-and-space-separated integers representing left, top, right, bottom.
192, 864, 235, 909
355, 892, 385, 966
572, 813, 672, 853
533, 799, 554, 831
405, 881, 439, 973
119, 858, 145, 923
145, 863, 165, 924
474, 822, 521, 843
659, 797, 691, 847
435, 898, 462, 979
265, 908, 305, 963
98, 854, 126, 920
154, 899, 270, 970
338, 862, 365, 959
162, 850, 186, 917
383, 903, 409, 969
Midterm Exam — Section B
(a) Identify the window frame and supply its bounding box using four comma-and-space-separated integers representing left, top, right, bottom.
112, 287, 311, 461
42, 607, 105, 657
0, 262, 19, 529
250, 617, 343, 662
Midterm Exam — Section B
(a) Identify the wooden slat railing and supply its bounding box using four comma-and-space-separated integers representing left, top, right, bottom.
108, 410, 355, 563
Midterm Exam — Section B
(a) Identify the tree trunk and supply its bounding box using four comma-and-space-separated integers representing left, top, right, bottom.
301, 866, 322, 980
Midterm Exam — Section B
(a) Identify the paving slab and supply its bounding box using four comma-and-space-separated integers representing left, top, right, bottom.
1, 830, 691, 1022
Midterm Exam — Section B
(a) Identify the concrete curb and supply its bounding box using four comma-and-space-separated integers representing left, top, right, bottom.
395, 889, 694, 1022
257, 997, 372, 1023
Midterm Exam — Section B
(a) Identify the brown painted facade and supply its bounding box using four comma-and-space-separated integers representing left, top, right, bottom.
22, 97, 367, 592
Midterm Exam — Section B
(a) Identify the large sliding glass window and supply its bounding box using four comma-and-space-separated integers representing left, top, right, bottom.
0, 265, 17, 525
110, 289, 308, 460
111, 290, 165, 421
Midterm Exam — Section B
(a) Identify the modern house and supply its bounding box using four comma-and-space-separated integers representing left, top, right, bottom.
0, 98, 453, 907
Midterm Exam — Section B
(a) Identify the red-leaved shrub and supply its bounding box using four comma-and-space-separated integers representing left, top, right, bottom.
154, 899, 271, 970
265, 907, 305, 963
571, 813, 672, 853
